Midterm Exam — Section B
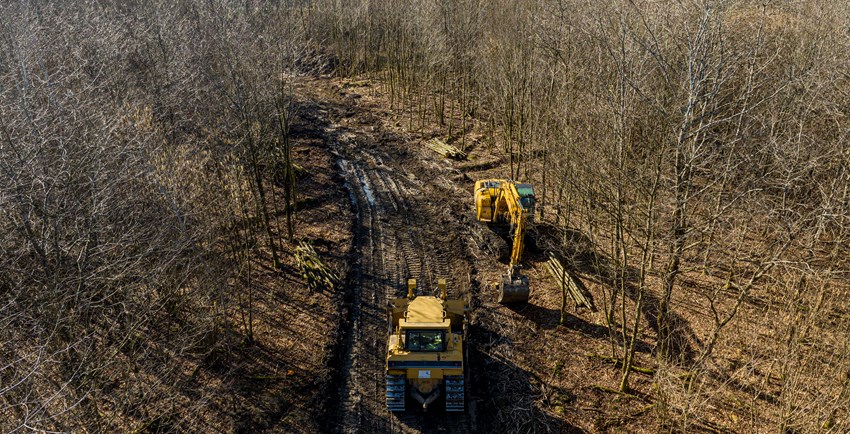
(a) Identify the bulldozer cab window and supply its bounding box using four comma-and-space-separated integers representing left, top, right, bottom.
406, 330, 445, 352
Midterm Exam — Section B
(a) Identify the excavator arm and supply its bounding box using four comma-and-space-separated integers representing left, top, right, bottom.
500, 191, 530, 303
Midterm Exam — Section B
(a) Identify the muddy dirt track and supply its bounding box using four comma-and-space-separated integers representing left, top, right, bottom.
291, 86, 476, 433
333, 130, 475, 433
290, 79, 580, 434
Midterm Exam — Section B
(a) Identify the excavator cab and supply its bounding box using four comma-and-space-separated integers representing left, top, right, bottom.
515, 183, 536, 221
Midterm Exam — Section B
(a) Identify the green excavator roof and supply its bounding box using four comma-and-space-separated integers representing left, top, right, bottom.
516, 184, 535, 198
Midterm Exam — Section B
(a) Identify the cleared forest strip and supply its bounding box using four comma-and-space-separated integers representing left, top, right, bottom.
300, 82, 476, 432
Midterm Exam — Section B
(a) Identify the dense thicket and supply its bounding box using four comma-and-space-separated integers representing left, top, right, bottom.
2, 0, 849, 432
0, 1, 313, 431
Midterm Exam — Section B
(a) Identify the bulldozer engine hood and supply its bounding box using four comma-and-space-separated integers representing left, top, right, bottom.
403, 297, 448, 324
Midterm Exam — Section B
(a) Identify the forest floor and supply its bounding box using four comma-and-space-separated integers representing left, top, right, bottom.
183, 115, 356, 433
174, 72, 849, 434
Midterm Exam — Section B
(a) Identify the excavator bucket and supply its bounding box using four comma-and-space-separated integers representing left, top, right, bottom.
498, 274, 529, 304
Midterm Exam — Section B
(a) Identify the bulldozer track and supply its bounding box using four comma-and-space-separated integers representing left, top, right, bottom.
323, 111, 474, 433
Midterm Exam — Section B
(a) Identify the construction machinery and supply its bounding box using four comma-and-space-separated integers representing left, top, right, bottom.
386, 279, 467, 412
473, 179, 536, 303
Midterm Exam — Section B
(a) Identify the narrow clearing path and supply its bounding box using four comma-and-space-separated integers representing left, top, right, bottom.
300, 91, 476, 433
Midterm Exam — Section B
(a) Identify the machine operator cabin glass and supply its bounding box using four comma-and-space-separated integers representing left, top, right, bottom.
517, 183, 536, 210
406, 330, 446, 352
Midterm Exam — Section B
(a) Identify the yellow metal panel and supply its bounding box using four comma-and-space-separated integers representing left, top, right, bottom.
399, 320, 449, 328
405, 297, 446, 323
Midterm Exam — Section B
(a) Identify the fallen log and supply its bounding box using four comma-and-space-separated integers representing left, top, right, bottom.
588, 354, 655, 375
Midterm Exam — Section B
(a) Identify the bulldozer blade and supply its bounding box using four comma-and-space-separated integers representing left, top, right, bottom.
498, 275, 529, 304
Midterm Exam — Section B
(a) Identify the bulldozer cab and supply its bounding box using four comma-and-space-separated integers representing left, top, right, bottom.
405, 329, 446, 352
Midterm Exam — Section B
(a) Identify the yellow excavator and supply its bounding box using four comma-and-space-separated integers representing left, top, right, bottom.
474, 179, 536, 303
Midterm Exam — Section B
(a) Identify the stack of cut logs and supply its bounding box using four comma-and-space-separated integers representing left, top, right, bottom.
546, 254, 595, 310
426, 138, 467, 160
295, 241, 337, 292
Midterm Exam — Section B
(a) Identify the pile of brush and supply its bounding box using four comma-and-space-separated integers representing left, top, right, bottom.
295, 241, 338, 292
426, 138, 467, 160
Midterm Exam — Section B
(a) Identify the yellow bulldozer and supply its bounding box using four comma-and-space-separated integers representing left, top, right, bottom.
386, 279, 467, 412
473, 179, 536, 303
